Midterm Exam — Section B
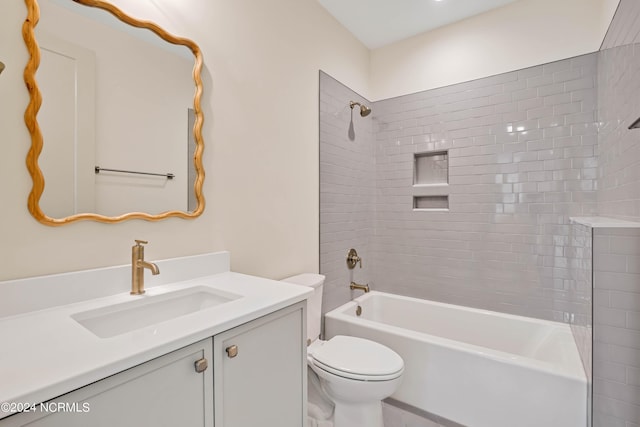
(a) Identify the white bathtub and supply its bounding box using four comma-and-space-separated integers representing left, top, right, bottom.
324, 291, 587, 427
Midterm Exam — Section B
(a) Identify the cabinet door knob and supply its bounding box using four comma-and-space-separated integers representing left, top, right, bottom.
194, 357, 208, 373
226, 345, 238, 358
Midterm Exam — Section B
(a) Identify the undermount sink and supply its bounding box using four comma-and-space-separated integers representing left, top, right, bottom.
71, 286, 241, 338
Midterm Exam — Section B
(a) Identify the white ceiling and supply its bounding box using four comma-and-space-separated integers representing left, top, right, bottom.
317, 0, 523, 49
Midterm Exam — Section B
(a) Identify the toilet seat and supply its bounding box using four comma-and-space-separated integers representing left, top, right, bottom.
309, 335, 404, 381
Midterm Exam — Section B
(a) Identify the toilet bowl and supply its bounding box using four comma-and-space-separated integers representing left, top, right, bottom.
308, 335, 404, 427
282, 274, 404, 427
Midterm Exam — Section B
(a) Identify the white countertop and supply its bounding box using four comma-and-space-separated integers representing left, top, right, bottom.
0, 254, 312, 420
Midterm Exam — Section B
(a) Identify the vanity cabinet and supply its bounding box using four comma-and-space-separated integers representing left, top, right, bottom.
3, 339, 214, 427
213, 301, 306, 427
2, 302, 306, 427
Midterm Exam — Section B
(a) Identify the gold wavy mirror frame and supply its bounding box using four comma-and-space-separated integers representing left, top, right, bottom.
23, 0, 205, 225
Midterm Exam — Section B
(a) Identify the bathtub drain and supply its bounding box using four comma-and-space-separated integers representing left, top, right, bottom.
356, 305, 362, 316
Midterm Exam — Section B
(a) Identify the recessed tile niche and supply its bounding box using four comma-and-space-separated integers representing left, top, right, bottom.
413, 151, 449, 211
414, 151, 448, 185
414, 196, 449, 210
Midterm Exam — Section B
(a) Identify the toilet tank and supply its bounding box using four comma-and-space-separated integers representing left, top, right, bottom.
281, 273, 325, 343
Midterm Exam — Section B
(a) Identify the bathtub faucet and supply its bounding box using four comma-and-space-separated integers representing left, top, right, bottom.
350, 282, 370, 293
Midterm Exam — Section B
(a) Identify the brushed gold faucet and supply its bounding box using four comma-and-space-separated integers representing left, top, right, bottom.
350, 282, 370, 293
131, 240, 159, 295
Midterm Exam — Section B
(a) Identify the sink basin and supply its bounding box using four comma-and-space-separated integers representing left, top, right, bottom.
72, 286, 241, 338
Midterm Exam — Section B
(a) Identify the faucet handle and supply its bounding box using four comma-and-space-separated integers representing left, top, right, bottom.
347, 248, 362, 269
134, 239, 149, 246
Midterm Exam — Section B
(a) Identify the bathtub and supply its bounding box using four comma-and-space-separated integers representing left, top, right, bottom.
324, 291, 587, 427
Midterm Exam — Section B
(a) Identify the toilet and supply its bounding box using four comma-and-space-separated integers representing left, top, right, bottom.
282, 274, 404, 427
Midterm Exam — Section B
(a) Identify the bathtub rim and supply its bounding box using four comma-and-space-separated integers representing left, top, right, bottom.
324, 291, 587, 384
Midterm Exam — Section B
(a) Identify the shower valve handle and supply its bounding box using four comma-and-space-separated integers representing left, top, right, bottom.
346, 248, 362, 269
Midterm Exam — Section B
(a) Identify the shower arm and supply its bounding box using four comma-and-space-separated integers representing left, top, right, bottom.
349, 100, 371, 117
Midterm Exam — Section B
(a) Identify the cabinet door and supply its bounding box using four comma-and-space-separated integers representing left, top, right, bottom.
3, 338, 213, 427
213, 302, 306, 427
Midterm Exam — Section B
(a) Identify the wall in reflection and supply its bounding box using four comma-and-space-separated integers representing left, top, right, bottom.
37, 0, 195, 217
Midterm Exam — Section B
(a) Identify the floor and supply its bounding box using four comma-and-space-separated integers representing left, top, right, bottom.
382, 401, 463, 427
306, 400, 458, 427
308, 368, 458, 427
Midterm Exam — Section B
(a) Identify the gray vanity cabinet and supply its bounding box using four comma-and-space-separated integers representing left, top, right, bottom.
213, 301, 306, 427
2, 302, 306, 427
3, 338, 214, 427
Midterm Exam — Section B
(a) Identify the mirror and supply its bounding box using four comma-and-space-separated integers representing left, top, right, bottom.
23, 0, 205, 225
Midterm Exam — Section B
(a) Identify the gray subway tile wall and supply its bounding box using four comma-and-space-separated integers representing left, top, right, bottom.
593, 8, 640, 422
597, 41, 640, 222
320, 54, 600, 329
320, 59, 600, 422
372, 54, 598, 322
319, 72, 375, 314
319, 4, 640, 425
601, 0, 640, 50
593, 228, 640, 426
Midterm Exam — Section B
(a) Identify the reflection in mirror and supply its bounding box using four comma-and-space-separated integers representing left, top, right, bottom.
24, 0, 204, 225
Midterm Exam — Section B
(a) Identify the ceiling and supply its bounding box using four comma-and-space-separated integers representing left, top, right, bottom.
317, 0, 523, 49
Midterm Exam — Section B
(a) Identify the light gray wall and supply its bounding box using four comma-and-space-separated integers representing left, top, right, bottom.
601, 0, 640, 50
591, 3, 640, 422
319, 62, 600, 426
321, 56, 600, 322
371, 54, 598, 321
597, 40, 640, 222
318, 2, 640, 425
319, 72, 375, 314
593, 228, 640, 427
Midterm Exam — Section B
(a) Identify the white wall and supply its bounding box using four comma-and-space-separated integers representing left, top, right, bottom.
0, 0, 369, 281
370, 0, 619, 101
0, 0, 618, 282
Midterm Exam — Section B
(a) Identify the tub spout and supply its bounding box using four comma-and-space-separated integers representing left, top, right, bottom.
350, 282, 369, 293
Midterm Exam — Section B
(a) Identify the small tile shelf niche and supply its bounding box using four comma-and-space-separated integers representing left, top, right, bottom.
413, 151, 449, 211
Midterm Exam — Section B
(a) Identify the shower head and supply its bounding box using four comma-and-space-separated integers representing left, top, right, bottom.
350, 101, 371, 117
0, 62, 5, 75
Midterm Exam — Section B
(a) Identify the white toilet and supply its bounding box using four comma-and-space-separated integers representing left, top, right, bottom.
282, 274, 404, 427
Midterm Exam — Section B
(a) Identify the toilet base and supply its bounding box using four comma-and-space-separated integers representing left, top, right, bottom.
334, 400, 383, 427
307, 338, 403, 427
